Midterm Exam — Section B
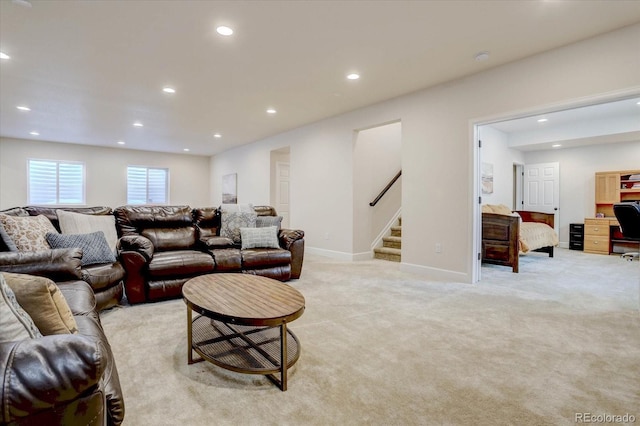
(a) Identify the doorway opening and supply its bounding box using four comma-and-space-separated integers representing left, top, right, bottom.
270, 147, 290, 228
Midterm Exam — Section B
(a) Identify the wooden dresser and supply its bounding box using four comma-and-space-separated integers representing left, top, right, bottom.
583, 218, 616, 254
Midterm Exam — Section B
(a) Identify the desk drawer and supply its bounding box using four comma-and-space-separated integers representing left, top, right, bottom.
585, 224, 609, 236
584, 236, 609, 253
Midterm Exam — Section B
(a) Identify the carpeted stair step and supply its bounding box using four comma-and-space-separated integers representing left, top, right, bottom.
390, 226, 402, 237
383, 235, 401, 249
374, 247, 401, 262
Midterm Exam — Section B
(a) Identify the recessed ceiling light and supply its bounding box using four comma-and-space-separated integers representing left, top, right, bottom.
552, 144, 561, 148
162, 87, 176, 94
216, 26, 233, 36
183, 148, 190, 152
29, 131, 39, 136
347, 73, 360, 80
16, 105, 31, 111
213, 133, 222, 138
117, 141, 125, 145
133, 121, 144, 127
0, 52, 10, 60
537, 118, 548, 123
475, 51, 490, 62
266, 108, 277, 114
636, 101, 640, 105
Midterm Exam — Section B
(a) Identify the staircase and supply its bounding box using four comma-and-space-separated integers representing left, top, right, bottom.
374, 217, 402, 262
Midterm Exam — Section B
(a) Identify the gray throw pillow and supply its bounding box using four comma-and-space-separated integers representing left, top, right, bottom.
256, 215, 283, 231
240, 226, 280, 249
46, 231, 116, 266
220, 211, 257, 244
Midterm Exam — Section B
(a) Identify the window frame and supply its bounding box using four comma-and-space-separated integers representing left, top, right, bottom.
126, 165, 170, 205
27, 158, 86, 206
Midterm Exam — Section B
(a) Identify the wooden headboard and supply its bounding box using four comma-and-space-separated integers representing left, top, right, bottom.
516, 210, 555, 228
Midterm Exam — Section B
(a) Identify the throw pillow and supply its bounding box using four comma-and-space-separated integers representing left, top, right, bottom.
57, 210, 119, 254
256, 215, 283, 231
220, 211, 257, 244
3, 272, 78, 335
0, 222, 18, 251
240, 226, 280, 250
221, 203, 254, 213
46, 231, 116, 266
0, 273, 42, 342
0, 214, 57, 252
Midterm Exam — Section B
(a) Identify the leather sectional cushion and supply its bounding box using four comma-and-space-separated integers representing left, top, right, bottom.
147, 250, 214, 278
142, 227, 197, 251
4, 272, 78, 335
81, 262, 125, 291
210, 248, 241, 271
241, 248, 291, 268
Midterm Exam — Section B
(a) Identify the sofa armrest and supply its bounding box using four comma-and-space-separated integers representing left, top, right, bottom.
279, 229, 305, 250
0, 248, 82, 281
117, 235, 154, 261
279, 229, 305, 279
0, 335, 105, 424
200, 236, 235, 249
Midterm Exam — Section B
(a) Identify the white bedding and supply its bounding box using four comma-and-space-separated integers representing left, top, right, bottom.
519, 222, 559, 254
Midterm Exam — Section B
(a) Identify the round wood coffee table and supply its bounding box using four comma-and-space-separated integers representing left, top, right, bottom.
182, 273, 305, 391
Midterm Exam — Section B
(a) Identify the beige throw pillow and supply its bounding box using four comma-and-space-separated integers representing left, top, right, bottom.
0, 214, 56, 252
57, 209, 119, 253
0, 273, 42, 342
3, 272, 78, 335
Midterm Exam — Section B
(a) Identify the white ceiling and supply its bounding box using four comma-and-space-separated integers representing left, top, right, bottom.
1, 0, 640, 156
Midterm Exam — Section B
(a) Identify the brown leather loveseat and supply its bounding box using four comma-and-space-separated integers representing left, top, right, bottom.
114, 205, 304, 304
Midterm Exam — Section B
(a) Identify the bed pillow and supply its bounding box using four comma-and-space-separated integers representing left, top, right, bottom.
220, 211, 257, 244
0, 214, 56, 252
240, 226, 280, 249
0, 273, 42, 342
46, 231, 116, 266
3, 272, 78, 335
256, 215, 283, 231
57, 210, 119, 254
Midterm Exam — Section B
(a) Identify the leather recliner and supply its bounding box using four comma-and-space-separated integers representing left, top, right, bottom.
114, 205, 305, 304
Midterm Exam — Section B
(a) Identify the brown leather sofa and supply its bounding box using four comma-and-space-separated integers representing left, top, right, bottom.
0, 270, 125, 425
114, 205, 305, 304
0, 206, 125, 311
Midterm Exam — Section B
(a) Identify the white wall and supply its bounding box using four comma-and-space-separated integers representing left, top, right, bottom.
523, 140, 640, 245
479, 125, 525, 208
353, 121, 402, 255
210, 24, 640, 281
0, 137, 211, 209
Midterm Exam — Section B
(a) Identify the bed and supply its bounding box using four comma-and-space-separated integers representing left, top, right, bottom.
481, 205, 559, 273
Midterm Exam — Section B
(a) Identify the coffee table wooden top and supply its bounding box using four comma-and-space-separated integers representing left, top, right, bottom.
182, 274, 305, 327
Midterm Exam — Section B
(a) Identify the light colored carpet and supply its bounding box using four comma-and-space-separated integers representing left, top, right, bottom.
100, 249, 639, 425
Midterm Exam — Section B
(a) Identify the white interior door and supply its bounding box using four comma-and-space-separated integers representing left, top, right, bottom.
275, 161, 290, 228
523, 162, 560, 232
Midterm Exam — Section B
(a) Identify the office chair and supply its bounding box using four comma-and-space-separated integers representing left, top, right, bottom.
613, 201, 640, 261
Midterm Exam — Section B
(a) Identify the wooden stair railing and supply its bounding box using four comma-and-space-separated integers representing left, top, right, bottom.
369, 170, 401, 207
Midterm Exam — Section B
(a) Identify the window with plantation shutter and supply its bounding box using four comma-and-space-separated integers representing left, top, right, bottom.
28, 159, 85, 205
127, 166, 169, 204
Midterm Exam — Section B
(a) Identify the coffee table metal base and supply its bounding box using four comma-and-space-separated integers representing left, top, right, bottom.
187, 309, 300, 391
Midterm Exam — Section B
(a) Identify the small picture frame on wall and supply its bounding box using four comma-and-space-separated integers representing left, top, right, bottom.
482, 162, 494, 194
222, 173, 237, 204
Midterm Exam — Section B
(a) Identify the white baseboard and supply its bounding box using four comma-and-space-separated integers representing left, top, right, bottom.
352, 251, 374, 261
306, 246, 357, 261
